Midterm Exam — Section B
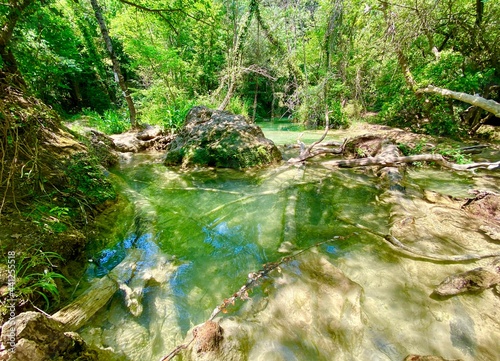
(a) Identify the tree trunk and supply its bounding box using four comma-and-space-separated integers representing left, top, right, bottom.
417, 85, 500, 118
217, 7, 254, 111
380, 1, 416, 90
252, 80, 258, 122
90, 0, 138, 128
253, 0, 304, 87
0, 0, 35, 88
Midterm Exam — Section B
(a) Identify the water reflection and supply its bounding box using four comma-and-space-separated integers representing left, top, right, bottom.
78, 155, 500, 361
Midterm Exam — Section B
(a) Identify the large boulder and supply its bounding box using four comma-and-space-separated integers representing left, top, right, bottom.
164, 106, 282, 168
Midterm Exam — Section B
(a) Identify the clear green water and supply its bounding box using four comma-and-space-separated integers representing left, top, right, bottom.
78, 127, 500, 361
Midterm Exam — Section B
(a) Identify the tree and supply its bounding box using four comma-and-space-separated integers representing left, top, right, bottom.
0, 0, 36, 87
90, 0, 137, 128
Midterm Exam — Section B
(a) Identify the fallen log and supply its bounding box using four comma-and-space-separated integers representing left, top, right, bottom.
52, 249, 143, 331
322, 153, 500, 171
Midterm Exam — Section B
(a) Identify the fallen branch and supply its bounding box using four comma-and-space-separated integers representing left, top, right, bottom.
51, 249, 143, 331
338, 217, 500, 263
160, 237, 343, 361
288, 110, 346, 163
322, 153, 500, 171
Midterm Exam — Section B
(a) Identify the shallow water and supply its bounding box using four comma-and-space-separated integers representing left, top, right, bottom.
78, 128, 500, 361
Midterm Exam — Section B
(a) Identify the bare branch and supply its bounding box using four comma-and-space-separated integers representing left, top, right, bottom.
288, 110, 347, 163
322, 153, 500, 171
417, 85, 500, 117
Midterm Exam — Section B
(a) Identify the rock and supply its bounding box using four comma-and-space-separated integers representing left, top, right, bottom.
0, 311, 98, 360
433, 259, 500, 297
180, 252, 364, 361
110, 127, 172, 153
111, 131, 147, 153
479, 224, 500, 241
404, 355, 463, 361
0, 265, 7, 286
462, 191, 500, 230
136, 125, 163, 141
164, 106, 281, 168
192, 321, 223, 354
88, 130, 119, 167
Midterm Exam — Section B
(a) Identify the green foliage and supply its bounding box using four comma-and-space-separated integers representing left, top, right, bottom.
397, 140, 427, 156
135, 82, 195, 131
227, 96, 251, 117
12, 2, 114, 113
3, 0, 500, 138
5, 249, 70, 311
25, 203, 72, 234
295, 83, 349, 129
83, 108, 130, 134
415, 50, 496, 93
437, 147, 472, 165
398, 141, 472, 165
65, 153, 116, 205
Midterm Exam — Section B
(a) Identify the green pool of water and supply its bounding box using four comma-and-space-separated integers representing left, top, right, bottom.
77, 126, 500, 361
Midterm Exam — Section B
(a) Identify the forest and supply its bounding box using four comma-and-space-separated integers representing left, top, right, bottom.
1, 0, 500, 360
2, 0, 499, 135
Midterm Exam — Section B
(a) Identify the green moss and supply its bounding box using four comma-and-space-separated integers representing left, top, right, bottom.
164, 149, 184, 166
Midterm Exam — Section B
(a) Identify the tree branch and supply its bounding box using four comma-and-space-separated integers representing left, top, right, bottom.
117, 0, 212, 26
417, 85, 500, 117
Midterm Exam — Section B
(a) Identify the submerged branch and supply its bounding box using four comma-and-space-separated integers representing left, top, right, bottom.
338, 217, 500, 263
160, 237, 343, 361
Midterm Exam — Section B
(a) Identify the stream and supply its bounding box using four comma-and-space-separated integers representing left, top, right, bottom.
78, 123, 500, 361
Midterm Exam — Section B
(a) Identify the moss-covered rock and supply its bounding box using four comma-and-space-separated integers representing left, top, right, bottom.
164, 106, 282, 168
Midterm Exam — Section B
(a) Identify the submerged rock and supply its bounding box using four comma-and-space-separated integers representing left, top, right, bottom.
192, 321, 223, 355
180, 252, 365, 361
433, 259, 500, 297
164, 106, 281, 168
404, 355, 463, 361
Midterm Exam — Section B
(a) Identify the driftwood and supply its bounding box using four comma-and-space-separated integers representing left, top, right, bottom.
51, 249, 143, 331
288, 110, 346, 163
322, 153, 500, 171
